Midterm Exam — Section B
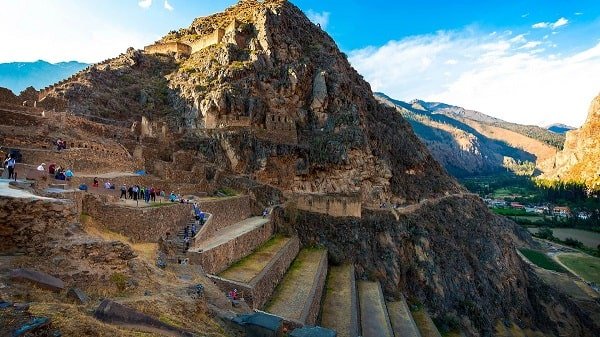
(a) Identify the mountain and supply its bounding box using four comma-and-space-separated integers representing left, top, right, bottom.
541, 93, 600, 190
4, 1, 597, 336
0, 60, 88, 94
375, 92, 563, 177
547, 123, 576, 134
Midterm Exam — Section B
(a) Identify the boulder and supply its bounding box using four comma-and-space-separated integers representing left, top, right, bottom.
67, 287, 89, 304
10, 269, 65, 292
94, 299, 195, 337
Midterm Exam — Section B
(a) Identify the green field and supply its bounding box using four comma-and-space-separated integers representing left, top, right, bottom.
528, 228, 600, 249
518, 249, 567, 273
557, 253, 600, 284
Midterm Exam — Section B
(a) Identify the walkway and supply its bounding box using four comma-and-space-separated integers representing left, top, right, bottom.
0, 179, 53, 200
191, 216, 269, 252
358, 281, 394, 337
78, 172, 141, 178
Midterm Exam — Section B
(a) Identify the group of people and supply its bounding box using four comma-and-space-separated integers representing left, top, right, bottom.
118, 184, 165, 203
43, 163, 73, 181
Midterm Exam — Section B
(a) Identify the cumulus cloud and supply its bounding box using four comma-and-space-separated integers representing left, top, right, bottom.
164, 0, 174, 11
138, 0, 152, 9
307, 10, 330, 29
532, 17, 569, 30
349, 29, 600, 127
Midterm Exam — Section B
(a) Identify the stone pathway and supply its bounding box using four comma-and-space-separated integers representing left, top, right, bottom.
411, 309, 442, 337
0, 179, 54, 200
219, 235, 292, 283
192, 216, 269, 252
320, 264, 359, 337
387, 296, 422, 337
266, 248, 327, 323
358, 281, 394, 337
78, 172, 141, 178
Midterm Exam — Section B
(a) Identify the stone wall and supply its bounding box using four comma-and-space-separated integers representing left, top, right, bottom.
144, 42, 192, 56
82, 194, 193, 243
19, 148, 138, 174
295, 193, 362, 218
0, 195, 77, 254
189, 220, 273, 274
207, 236, 300, 309
194, 195, 253, 241
189, 28, 225, 54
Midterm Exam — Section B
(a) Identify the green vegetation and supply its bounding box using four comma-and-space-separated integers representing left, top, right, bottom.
110, 272, 128, 292
528, 227, 600, 255
216, 187, 237, 197
557, 254, 600, 284
518, 248, 567, 273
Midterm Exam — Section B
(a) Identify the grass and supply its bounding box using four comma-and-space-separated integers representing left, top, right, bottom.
557, 253, 600, 284
411, 307, 442, 337
518, 248, 567, 273
219, 235, 288, 283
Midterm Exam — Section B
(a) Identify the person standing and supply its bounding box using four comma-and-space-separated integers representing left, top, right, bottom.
4, 155, 16, 180
120, 184, 127, 199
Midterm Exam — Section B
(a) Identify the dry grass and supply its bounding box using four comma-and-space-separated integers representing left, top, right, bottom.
494, 321, 547, 337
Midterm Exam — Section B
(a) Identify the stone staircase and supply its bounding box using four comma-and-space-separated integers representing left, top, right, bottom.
358, 281, 395, 337
320, 264, 359, 337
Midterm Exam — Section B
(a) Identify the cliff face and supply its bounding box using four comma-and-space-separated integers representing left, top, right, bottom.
31, 1, 599, 335
541, 93, 600, 189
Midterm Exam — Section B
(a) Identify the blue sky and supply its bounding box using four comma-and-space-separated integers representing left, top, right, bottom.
1, 0, 599, 126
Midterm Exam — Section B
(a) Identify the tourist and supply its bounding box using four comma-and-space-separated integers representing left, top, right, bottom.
132, 185, 139, 201
56, 138, 66, 151
37, 163, 46, 171
127, 185, 133, 199
160, 190, 166, 203
104, 181, 111, 189
120, 184, 127, 199
262, 208, 268, 218
64, 168, 74, 181
92, 177, 99, 188
150, 187, 156, 202
144, 187, 150, 203
169, 192, 177, 202
48, 163, 56, 175
4, 155, 16, 180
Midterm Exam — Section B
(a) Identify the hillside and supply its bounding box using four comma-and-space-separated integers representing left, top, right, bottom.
376, 93, 561, 177
1, 1, 598, 336
541, 93, 600, 190
0, 60, 88, 94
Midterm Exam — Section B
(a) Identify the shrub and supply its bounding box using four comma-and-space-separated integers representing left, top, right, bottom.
564, 237, 584, 249
535, 227, 554, 240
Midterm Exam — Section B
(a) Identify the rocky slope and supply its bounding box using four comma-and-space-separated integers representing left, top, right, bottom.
10, 1, 599, 336
376, 93, 561, 177
541, 93, 600, 190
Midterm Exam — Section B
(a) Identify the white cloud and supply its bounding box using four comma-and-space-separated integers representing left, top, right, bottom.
445, 59, 458, 65
521, 13, 529, 18
532, 17, 569, 30
307, 10, 330, 29
349, 29, 600, 127
509, 34, 527, 44
138, 0, 152, 9
164, 0, 174, 11
519, 41, 542, 49
574, 12, 583, 16
552, 17, 568, 29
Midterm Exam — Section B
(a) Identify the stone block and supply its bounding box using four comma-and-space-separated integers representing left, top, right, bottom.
10, 269, 65, 292
67, 287, 89, 304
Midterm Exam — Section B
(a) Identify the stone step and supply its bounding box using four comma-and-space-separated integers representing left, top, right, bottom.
209, 235, 300, 309
411, 307, 442, 337
320, 264, 359, 337
265, 248, 328, 326
188, 216, 272, 274
387, 296, 422, 337
357, 281, 394, 337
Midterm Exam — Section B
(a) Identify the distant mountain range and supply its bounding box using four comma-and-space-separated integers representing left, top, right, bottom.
546, 123, 576, 134
375, 93, 564, 177
0, 60, 88, 94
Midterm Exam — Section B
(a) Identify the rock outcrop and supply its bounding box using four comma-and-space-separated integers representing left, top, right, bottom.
541, 92, 600, 189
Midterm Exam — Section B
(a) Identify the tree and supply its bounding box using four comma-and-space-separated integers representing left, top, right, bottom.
536, 227, 554, 240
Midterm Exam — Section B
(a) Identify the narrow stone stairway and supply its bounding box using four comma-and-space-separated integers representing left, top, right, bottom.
264, 248, 328, 326
320, 264, 359, 337
209, 235, 300, 309
357, 280, 394, 337
411, 307, 443, 337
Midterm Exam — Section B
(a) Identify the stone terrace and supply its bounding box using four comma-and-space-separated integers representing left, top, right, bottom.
358, 281, 394, 337
387, 297, 423, 337
320, 264, 359, 337
210, 235, 300, 309
265, 248, 328, 326
189, 216, 272, 274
